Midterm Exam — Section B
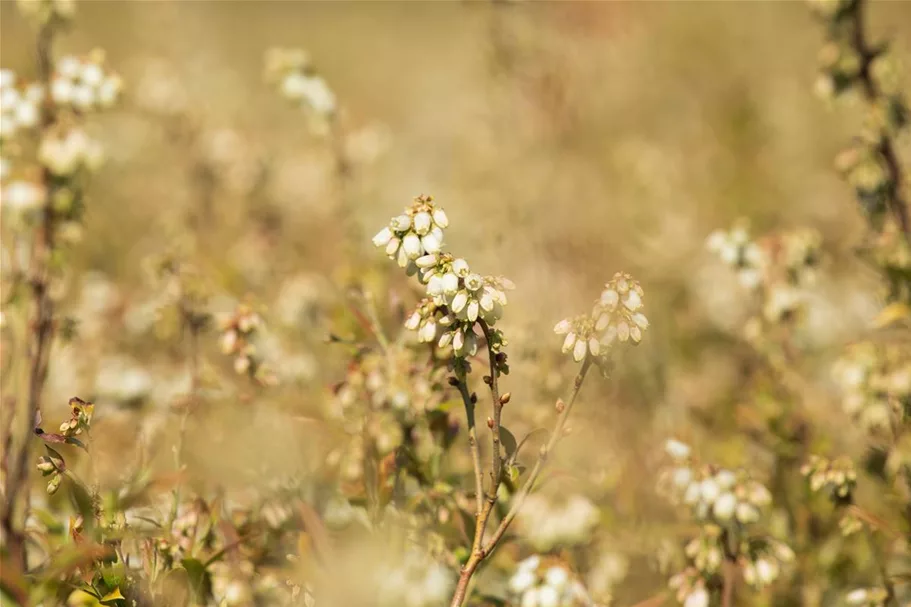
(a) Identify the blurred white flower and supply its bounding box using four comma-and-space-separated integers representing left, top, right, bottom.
508, 558, 592, 607
374, 548, 454, 607
1, 180, 46, 212
95, 355, 153, 407
38, 128, 104, 176
517, 493, 600, 551
50, 51, 122, 112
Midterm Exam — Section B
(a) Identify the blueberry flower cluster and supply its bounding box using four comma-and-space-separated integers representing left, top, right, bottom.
507, 556, 593, 607
801, 454, 857, 499
707, 222, 822, 328
264, 47, 337, 128
50, 51, 123, 113
372, 194, 448, 269
1, 43, 121, 230
1, 70, 43, 144
706, 222, 766, 290
660, 440, 772, 527
832, 341, 911, 435
374, 195, 513, 359
554, 272, 649, 362
660, 439, 794, 604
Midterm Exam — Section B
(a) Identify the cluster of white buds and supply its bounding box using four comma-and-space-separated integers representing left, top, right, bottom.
507, 556, 593, 607
668, 567, 709, 607
675, 524, 793, 595
660, 439, 793, 602
845, 587, 890, 607
780, 228, 822, 284
801, 454, 857, 500
38, 127, 104, 177
0, 69, 43, 144
373, 194, 448, 269
374, 195, 513, 359
660, 439, 772, 526
707, 222, 822, 327
740, 542, 795, 589
15, 0, 76, 24
555, 272, 649, 362
264, 47, 337, 120
832, 341, 911, 435
706, 223, 766, 290
404, 298, 444, 344
51, 51, 123, 112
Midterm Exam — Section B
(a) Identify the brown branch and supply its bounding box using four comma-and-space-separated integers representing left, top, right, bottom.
863, 524, 898, 606
448, 357, 592, 607
1, 16, 59, 573
848, 0, 910, 239
454, 367, 484, 516
482, 358, 591, 553
478, 321, 503, 501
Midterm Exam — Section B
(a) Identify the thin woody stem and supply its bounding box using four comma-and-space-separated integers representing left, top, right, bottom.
863, 524, 898, 606
479, 321, 502, 499
448, 357, 592, 607
1, 16, 59, 574
482, 358, 591, 553
455, 367, 484, 516
847, 0, 910, 239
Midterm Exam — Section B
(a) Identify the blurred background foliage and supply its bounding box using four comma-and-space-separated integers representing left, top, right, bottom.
2, 1, 911, 605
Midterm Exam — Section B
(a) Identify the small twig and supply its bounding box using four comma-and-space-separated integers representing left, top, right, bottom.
448, 357, 592, 607
863, 524, 898, 606
455, 367, 484, 516
478, 321, 503, 499
363, 290, 389, 353
847, 0, 910, 239
721, 559, 736, 607
482, 358, 591, 553
170, 316, 201, 532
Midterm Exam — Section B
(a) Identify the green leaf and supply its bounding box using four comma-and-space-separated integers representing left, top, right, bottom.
180, 558, 212, 603
512, 428, 548, 465
45, 446, 66, 471
66, 436, 88, 451
100, 588, 124, 604
434, 399, 461, 413
99, 565, 125, 591
68, 478, 96, 526
498, 426, 518, 462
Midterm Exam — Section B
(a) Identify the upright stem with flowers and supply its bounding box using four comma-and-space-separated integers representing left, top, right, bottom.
372, 195, 649, 606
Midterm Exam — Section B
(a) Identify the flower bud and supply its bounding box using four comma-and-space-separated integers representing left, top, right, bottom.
37, 456, 56, 473
413, 211, 432, 235
47, 473, 62, 495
